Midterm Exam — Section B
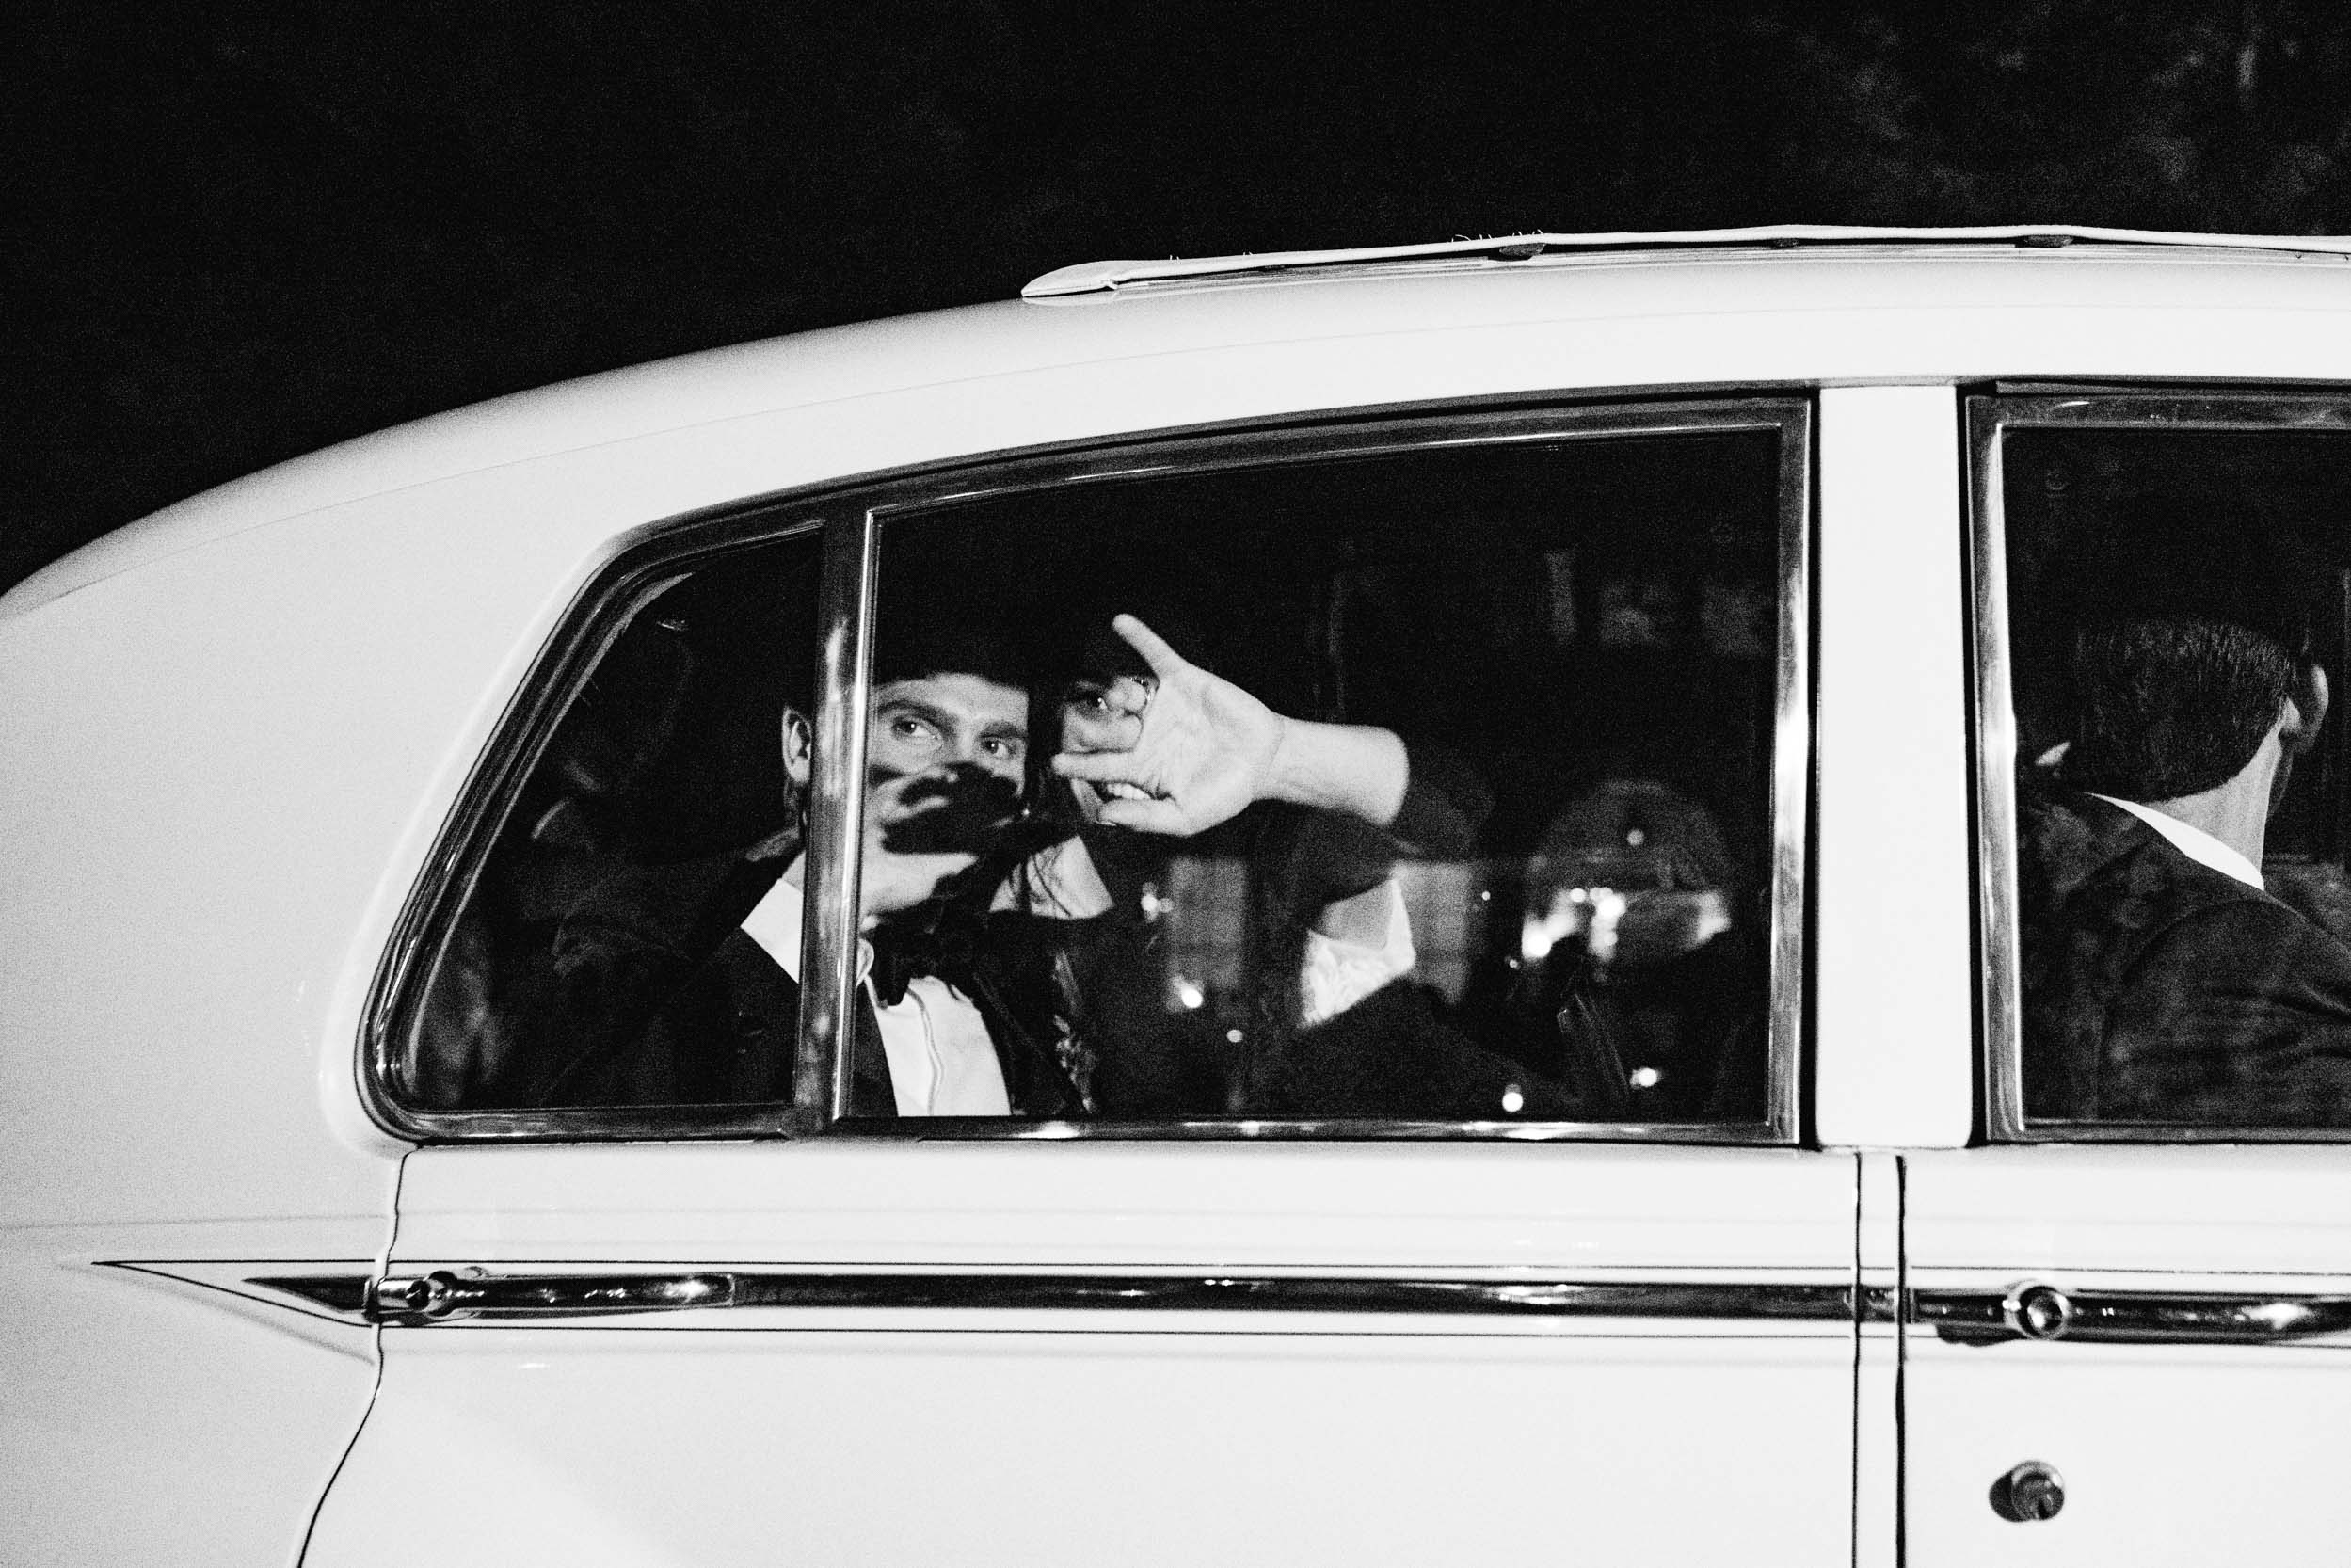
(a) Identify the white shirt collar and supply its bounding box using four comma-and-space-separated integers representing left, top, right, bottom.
738, 860, 873, 985
736, 859, 1004, 1116
2089, 793, 2264, 890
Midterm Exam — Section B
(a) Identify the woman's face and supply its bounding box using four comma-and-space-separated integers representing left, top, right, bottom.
1056, 668, 1156, 825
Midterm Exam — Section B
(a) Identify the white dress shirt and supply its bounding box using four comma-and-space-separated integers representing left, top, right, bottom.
1298, 878, 1417, 1026
2089, 792, 2264, 890
738, 870, 1012, 1116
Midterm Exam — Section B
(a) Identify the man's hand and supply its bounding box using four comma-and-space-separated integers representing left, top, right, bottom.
1051, 615, 1286, 837
857, 768, 1008, 919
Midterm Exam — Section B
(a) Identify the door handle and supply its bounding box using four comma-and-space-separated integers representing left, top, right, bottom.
371, 1271, 736, 1322
1991, 1460, 2065, 1522
1915, 1282, 2351, 1345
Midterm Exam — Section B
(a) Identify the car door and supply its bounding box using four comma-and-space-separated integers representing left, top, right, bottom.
307, 396, 1863, 1566
1904, 390, 2351, 1564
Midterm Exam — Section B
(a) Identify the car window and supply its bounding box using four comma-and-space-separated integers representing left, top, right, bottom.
1978, 395, 2351, 1135
863, 411, 1806, 1131
382, 528, 823, 1128
377, 404, 1809, 1140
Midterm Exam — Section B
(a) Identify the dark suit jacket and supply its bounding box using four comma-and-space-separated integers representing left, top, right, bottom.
489, 852, 1083, 1115
1002, 745, 1587, 1122
2019, 790, 2351, 1126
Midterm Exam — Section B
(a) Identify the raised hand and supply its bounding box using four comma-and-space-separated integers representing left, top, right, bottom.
858, 766, 1015, 918
1050, 614, 1286, 838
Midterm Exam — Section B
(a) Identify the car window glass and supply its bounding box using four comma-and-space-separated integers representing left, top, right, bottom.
393, 531, 822, 1113
869, 429, 1796, 1127
1997, 421, 2351, 1130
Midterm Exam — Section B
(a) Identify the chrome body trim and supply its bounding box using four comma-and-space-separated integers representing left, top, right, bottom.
1914, 1283, 2351, 1345
373, 1271, 736, 1322
369, 395, 1813, 1144
248, 1273, 375, 1317
1969, 390, 2351, 1144
360, 1268, 1858, 1325
99, 1262, 383, 1325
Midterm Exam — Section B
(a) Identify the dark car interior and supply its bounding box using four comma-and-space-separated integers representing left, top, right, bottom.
402, 428, 1794, 1127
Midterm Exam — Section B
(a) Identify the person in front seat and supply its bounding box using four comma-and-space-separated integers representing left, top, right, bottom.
2020, 491, 2351, 1126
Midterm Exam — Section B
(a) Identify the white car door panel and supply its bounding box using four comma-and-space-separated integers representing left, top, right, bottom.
1904, 1147, 2351, 1565
311, 1144, 1861, 1566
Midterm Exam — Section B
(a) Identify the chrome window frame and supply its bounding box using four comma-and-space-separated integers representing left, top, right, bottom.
1970, 389, 2351, 1144
367, 394, 1813, 1145
362, 518, 833, 1143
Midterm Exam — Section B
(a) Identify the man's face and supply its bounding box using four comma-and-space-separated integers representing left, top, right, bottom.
870, 672, 1029, 790
858, 671, 1029, 919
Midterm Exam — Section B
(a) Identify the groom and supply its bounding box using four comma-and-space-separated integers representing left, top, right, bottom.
501, 614, 1082, 1116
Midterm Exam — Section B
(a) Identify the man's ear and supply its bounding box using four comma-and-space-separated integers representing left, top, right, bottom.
779, 708, 815, 787
2283, 662, 2330, 756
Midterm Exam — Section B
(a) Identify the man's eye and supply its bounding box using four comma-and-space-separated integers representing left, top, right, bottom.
1068, 692, 1112, 716
984, 737, 1026, 760
886, 715, 938, 743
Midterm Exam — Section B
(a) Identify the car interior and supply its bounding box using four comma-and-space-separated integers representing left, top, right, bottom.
400, 429, 1794, 1127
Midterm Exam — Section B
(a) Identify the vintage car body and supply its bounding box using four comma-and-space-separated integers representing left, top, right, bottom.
8, 226, 2351, 1563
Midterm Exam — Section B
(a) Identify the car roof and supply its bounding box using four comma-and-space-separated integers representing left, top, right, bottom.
12, 225, 2351, 620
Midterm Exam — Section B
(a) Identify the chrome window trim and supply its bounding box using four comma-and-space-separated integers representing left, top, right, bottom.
803, 514, 875, 1121
367, 394, 1813, 1145
1970, 390, 2351, 1144
361, 521, 828, 1144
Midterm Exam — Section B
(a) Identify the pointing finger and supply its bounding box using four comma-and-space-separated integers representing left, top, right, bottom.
1111, 614, 1191, 681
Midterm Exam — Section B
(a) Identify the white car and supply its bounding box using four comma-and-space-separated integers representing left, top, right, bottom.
8, 225, 2351, 1565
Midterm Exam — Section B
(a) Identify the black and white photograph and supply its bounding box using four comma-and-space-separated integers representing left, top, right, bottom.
9, 4, 2351, 1561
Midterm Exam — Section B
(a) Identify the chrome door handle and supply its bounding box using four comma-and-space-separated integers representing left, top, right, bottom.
1916, 1282, 2351, 1345
371, 1271, 735, 1322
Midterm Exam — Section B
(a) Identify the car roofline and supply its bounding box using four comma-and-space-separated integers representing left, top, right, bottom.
1022, 224, 2351, 298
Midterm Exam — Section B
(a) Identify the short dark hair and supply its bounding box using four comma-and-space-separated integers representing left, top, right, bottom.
872, 600, 1037, 695
2056, 488, 2316, 801
2064, 616, 2296, 800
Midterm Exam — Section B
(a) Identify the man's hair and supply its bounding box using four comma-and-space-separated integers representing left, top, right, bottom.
2058, 488, 2315, 801
2064, 616, 2296, 800
871, 600, 1037, 694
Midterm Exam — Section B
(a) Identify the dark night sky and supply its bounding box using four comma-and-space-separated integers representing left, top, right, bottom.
15, 0, 2351, 592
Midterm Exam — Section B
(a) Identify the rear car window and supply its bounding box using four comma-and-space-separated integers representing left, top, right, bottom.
378, 403, 1811, 1141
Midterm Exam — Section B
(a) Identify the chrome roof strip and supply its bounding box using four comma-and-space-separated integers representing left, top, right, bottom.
1023, 226, 2351, 298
